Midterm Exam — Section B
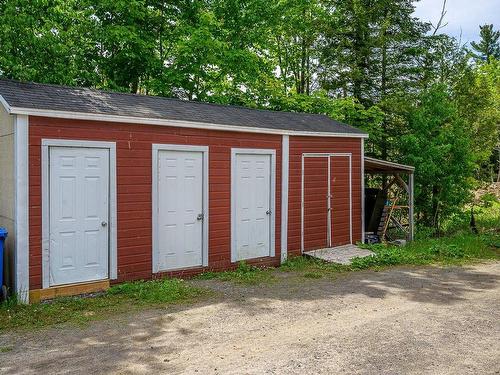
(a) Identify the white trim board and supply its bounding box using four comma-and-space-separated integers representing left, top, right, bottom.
0, 95, 12, 114
41, 139, 118, 289
361, 140, 365, 243
151, 144, 209, 273
14, 114, 29, 303
231, 148, 276, 263
280, 136, 289, 264
301, 152, 353, 253
0, 97, 369, 139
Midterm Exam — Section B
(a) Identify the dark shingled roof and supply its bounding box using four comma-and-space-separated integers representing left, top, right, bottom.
0, 79, 367, 135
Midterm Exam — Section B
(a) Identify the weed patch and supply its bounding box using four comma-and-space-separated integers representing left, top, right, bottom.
0, 278, 207, 332
280, 256, 349, 277
303, 272, 323, 279
196, 262, 275, 285
107, 278, 205, 304
353, 232, 499, 269
280, 231, 499, 276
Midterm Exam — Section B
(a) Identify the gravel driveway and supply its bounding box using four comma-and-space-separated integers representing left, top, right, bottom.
1, 262, 499, 374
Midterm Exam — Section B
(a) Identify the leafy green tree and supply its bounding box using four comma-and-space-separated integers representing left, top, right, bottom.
470, 24, 500, 62
270, 0, 324, 95
452, 60, 500, 177
0, 0, 92, 85
475, 59, 500, 181
399, 84, 475, 231
0, 0, 495, 231
266, 90, 384, 134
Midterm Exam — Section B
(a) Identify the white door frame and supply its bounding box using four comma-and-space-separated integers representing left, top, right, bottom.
152, 144, 209, 272
41, 139, 117, 289
231, 148, 276, 263
301, 152, 352, 253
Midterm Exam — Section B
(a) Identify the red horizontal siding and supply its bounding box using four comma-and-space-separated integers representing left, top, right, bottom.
288, 136, 362, 256
28, 116, 282, 289
331, 156, 351, 246
303, 157, 328, 250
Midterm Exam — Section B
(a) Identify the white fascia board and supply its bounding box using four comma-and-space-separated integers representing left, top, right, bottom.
7, 106, 369, 139
0, 95, 12, 114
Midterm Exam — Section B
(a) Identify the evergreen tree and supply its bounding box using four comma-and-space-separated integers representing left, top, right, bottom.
319, 0, 428, 106
470, 24, 500, 62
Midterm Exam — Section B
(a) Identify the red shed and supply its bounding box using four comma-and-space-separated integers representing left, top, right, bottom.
0, 80, 368, 302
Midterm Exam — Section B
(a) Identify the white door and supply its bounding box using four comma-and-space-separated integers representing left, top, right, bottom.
233, 153, 272, 261
49, 147, 109, 286
157, 150, 204, 271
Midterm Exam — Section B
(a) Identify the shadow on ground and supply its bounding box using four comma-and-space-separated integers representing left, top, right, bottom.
0, 263, 498, 374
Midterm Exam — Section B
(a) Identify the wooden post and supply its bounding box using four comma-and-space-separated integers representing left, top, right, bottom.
409, 172, 415, 241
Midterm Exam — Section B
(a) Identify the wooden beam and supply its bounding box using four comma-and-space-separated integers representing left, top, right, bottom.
383, 176, 398, 192
394, 174, 409, 193
29, 280, 110, 303
409, 173, 415, 241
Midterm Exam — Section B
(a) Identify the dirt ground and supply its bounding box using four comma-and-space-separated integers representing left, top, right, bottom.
1, 262, 499, 375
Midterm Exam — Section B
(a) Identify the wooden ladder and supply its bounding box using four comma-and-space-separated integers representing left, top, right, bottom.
377, 197, 399, 241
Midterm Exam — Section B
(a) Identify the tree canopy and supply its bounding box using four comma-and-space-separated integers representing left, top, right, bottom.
0, 0, 498, 231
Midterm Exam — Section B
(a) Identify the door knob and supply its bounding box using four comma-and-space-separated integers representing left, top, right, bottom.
266, 210, 272, 215
101, 221, 108, 227
197, 213, 204, 221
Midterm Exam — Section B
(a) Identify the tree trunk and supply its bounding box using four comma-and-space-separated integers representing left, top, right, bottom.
497, 149, 500, 182
130, 78, 139, 94
299, 36, 306, 94
432, 185, 440, 235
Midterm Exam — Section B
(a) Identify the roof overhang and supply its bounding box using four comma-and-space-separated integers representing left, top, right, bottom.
364, 156, 414, 174
0, 95, 369, 139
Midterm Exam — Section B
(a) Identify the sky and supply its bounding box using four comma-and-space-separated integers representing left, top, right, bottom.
413, 0, 500, 44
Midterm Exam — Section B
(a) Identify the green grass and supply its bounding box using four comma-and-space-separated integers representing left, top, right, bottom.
442, 200, 500, 235
283, 201, 500, 275
280, 233, 500, 279
302, 271, 324, 279
353, 232, 500, 269
0, 278, 208, 332
195, 261, 275, 285
281, 232, 500, 276
1, 203, 498, 332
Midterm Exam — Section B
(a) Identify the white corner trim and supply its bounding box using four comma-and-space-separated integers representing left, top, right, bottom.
280, 135, 289, 264
361, 139, 365, 243
14, 114, 29, 303
300, 154, 305, 253
7, 105, 369, 139
231, 148, 276, 263
41, 139, 118, 289
348, 154, 353, 244
151, 144, 209, 273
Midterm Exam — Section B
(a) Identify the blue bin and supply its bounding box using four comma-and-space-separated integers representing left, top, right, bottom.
0, 227, 7, 290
